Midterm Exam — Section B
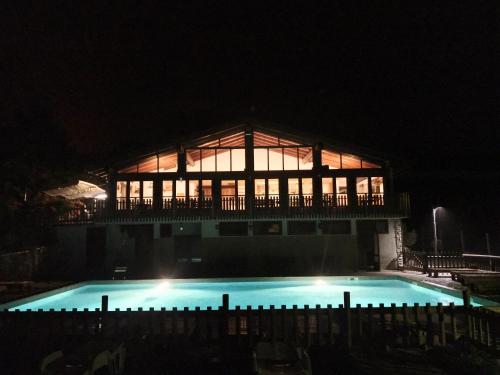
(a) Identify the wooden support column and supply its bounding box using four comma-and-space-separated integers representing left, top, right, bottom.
245, 127, 254, 217
177, 144, 186, 175
153, 174, 163, 211
347, 175, 357, 207
279, 177, 288, 214
107, 170, 117, 213
312, 143, 323, 211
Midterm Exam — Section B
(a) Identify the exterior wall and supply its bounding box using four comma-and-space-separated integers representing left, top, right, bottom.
53, 218, 401, 278
55, 225, 88, 279
378, 219, 401, 270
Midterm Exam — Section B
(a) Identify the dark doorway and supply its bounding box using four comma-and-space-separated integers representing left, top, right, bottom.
357, 233, 380, 271
174, 235, 202, 276
86, 227, 106, 277
134, 225, 154, 278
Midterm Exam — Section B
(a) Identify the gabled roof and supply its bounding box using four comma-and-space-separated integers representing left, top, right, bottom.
94, 119, 391, 179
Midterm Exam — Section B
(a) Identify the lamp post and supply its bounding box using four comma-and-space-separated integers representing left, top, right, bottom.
432, 207, 442, 255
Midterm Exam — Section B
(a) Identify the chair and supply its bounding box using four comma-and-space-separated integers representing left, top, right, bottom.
113, 266, 128, 280
40, 350, 64, 374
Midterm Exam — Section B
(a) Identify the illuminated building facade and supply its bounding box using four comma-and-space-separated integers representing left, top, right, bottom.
56, 121, 409, 278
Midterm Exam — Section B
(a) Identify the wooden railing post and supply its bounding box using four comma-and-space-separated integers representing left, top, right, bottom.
344, 292, 352, 350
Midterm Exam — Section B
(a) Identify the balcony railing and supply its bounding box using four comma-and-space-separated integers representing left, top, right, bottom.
58, 192, 410, 224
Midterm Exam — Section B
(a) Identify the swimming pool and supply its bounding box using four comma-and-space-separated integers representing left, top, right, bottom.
1, 276, 492, 311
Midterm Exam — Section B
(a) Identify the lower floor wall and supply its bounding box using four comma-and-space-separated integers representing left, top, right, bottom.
54, 218, 403, 279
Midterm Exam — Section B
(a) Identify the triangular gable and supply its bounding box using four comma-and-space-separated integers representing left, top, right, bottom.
112, 122, 385, 174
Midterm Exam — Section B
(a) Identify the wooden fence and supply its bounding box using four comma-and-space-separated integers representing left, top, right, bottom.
1, 291, 498, 355
402, 250, 500, 274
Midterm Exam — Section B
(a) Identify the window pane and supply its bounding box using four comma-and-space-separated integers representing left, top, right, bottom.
336, 177, 347, 194
163, 181, 173, 198
322, 178, 333, 194
288, 178, 299, 195
158, 152, 178, 172
321, 150, 341, 169
138, 156, 158, 173
341, 154, 362, 169
254, 149, 268, 171
298, 147, 313, 170
237, 180, 245, 196
362, 160, 381, 168
201, 149, 216, 172
129, 181, 140, 198
253, 131, 279, 146
371, 177, 384, 194
202, 180, 212, 198
221, 180, 236, 196
186, 149, 201, 172
255, 179, 266, 196
189, 180, 199, 198
231, 148, 245, 171
302, 178, 313, 195
336, 177, 348, 206
143, 181, 154, 198
268, 148, 283, 170
216, 149, 231, 171
176, 180, 186, 198
356, 177, 369, 194
116, 181, 127, 198
283, 148, 299, 170
268, 178, 279, 196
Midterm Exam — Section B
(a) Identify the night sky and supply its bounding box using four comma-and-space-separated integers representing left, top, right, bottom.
2, 2, 499, 250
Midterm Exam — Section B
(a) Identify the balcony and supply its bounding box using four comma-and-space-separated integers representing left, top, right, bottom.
57, 192, 410, 224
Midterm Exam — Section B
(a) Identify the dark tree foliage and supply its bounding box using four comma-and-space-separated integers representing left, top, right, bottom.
0, 100, 80, 251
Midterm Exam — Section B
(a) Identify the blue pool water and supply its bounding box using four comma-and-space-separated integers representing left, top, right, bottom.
3, 277, 484, 311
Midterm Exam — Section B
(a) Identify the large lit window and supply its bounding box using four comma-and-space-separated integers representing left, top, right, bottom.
321, 149, 381, 169
189, 180, 199, 207
163, 181, 173, 209
254, 178, 279, 208
143, 181, 154, 207
186, 148, 245, 172
129, 181, 140, 208
116, 181, 127, 210
288, 178, 312, 207
298, 148, 313, 170
201, 180, 212, 199
231, 148, 245, 171
336, 177, 348, 206
254, 147, 313, 171
356, 177, 369, 205
371, 177, 384, 205
269, 149, 283, 170
201, 149, 216, 172
119, 151, 177, 173
254, 149, 268, 171
322, 150, 341, 169
176, 180, 186, 198
216, 149, 231, 171
221, 180, 245, 210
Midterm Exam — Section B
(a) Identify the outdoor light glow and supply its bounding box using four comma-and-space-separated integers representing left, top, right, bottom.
314, 279, 326, 286
95, 193, 108, 200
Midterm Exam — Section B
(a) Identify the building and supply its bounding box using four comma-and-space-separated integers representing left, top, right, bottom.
54, 121, 409, 278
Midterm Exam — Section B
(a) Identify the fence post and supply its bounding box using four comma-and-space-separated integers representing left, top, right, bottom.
344, 292, 352, 350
